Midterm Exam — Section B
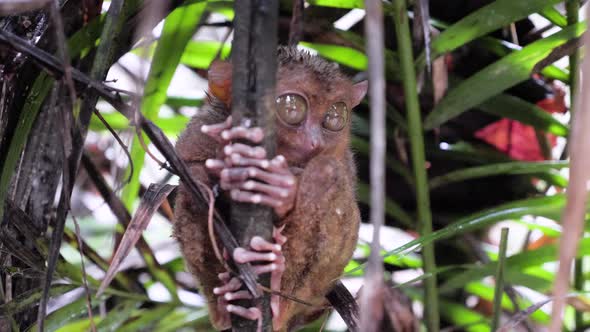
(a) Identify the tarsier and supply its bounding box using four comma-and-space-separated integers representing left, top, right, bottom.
174, 47, 367, 331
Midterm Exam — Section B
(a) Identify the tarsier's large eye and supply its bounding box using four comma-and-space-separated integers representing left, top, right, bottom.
322, 102, 348, 131
276, 94, 307, 125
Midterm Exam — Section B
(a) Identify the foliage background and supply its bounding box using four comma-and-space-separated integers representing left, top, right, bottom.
0, 0, 587, 331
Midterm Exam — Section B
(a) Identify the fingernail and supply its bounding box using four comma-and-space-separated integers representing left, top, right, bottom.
252, 195, 261, 203
270, 263, 277, 271
227, 305, 235, 312
274, 244, 281, 251
221, 131, 230, 140
280, 190, 288, 198
224, 146, 232, 155
224, 293, 232, 300
261, 160, 269, 168
201, 125, 209, 133
268, 253, 277, 260
249, 169, 257, 177
244, 181, 255, 190
286, 178, 295, 186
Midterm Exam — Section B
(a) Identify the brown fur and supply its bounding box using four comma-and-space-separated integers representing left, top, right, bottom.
173, 47, 363, 331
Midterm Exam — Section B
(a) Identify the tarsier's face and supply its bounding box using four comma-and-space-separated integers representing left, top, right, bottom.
274, 67, 366, 168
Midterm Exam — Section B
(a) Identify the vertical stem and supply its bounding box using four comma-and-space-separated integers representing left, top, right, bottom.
360, 0, 386, 330
491, 228, 509, 332
568, 0, 583, 329
550, 3, 590, 330
392, 1, 439, 330
230, 1, 278, 331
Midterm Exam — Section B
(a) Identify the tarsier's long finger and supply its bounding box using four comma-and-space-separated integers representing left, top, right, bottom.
205, 159, 225, 177
213, 277, 242, 295
221, 179, 290, 198
218, 272, 231, 283
273, 226, 288, 246
226, 305, 261, 321
220, 167, 293, 188
250, 236, 281, 253
252, 255, 285, 275
224, 144, 266, 159
223, 290, 253, 302
266, 155, 291, 175
233, 247, 278, 264
221, 126, 264, 143
200, 116, 233, 142
230, 190, 283, 209
226, 153, 270, 169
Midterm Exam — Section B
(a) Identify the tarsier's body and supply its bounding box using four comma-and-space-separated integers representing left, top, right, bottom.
174, 47, 367, 331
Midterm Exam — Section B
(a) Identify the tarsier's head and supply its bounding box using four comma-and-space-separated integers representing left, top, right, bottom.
208, 46, 368, 167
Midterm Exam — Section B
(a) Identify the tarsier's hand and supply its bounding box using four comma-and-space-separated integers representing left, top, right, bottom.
201, 116, 298, 218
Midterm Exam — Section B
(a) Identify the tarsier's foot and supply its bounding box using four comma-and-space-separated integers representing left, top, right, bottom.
213, 228, 287, 329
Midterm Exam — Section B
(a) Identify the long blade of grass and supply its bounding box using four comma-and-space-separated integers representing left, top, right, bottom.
430, 0, 563, 58
477, 93, 569, 137
429, 161, 569, 190
392, 1, 439, 330
424, 22, 585, 129
491, 228, 509, 331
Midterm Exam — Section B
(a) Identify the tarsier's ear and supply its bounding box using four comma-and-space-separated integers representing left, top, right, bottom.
351, 80, 368, 107
208, 60, 232, 107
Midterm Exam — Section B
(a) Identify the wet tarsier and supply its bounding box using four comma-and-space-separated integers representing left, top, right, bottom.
174, 47, 367, 331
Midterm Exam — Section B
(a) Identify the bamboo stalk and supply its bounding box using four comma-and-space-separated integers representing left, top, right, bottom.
392, 1, 439, 330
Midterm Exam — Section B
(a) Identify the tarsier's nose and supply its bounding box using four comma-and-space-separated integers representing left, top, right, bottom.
307, 127, 325, 154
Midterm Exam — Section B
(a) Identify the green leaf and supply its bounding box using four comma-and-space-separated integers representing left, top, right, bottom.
27, 296, 101, 332
540, 5, 568, 27
430, 0, 563, 57
306, 0, 363, 8
0, 285, 77, 316
425, 22, 585, 129
439, 300, 490, 332
383, 194, 569, 261
429, 161, 569, 190
122, 1, 207, 211
300, 42, 367, 70
90, 113, 190, 135
439, 238, 590, 293
477, 94, 569, 137
95, 300, 141, 332
465, 282, 551, 324
153, 308, 210, 332
181, 40, 231, 69
118, 305, 176, 332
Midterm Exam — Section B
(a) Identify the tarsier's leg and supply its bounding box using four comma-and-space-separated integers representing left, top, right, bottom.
213, 228, 287, 328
